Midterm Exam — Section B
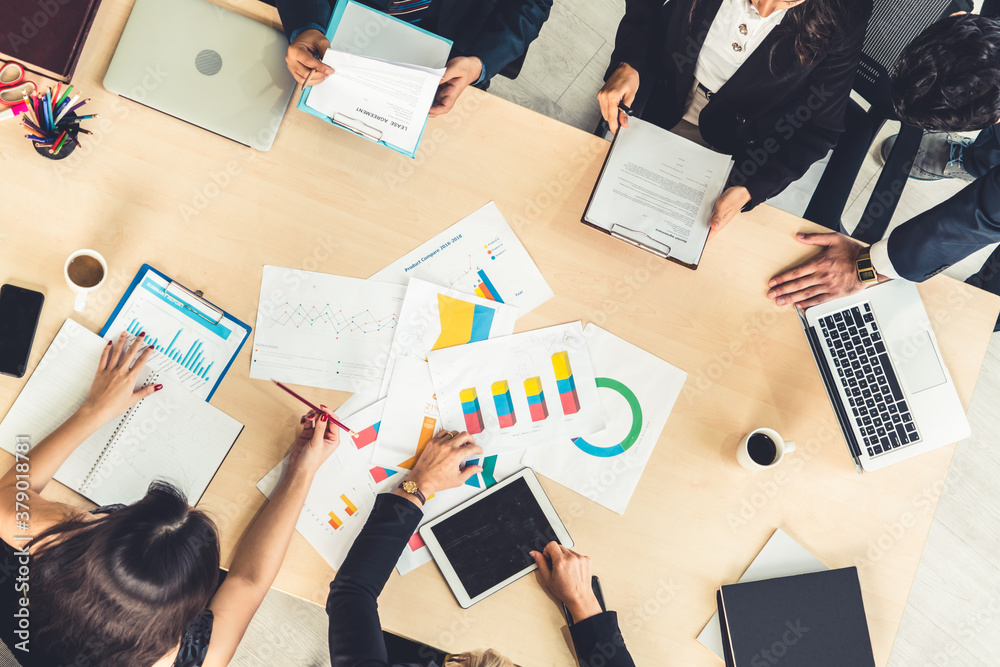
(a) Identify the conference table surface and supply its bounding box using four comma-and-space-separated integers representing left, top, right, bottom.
3, 1, 1000, 664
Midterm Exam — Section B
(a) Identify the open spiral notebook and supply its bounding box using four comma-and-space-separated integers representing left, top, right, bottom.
0, 319, 243, 506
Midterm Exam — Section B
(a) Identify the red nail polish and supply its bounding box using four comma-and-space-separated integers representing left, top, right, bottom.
154, 384, 163, 391
139, 331, 145, 337
320, 413, 328, 421
106, 341, 112, 346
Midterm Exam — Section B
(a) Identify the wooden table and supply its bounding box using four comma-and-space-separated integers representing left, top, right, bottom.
3, 1, 999, 664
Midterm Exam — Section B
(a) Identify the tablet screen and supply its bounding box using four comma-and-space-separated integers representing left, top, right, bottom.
430, 477, 562, 598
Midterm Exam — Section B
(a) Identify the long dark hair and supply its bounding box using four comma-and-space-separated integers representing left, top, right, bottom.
691, 0, 852, 67
30, 482, 220, 667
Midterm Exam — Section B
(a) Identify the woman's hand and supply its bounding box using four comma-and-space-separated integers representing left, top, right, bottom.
81, 332, 159, 424
286, 29, 334, 85
530, 541, 604, 623
597, 63, 640, 134
402, 430, 483, 499
708, 186, 752, 240
287, 408, 340, 477
429, 56, 483, 117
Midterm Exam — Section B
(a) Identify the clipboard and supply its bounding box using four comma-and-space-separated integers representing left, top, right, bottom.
580, 119, 734, 271
297, 0, 453, 158
100, 264, 251, 401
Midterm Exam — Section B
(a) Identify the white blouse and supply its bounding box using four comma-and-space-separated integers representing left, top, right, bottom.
693, 0, 789, 94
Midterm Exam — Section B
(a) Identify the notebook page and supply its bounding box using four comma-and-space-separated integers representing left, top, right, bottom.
77, 379, 243, 506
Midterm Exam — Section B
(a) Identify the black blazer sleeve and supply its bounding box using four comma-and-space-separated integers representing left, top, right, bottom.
735, 18, 868, 207
569, 612, 637, 667
327, 493, 424, 667
458, 0, 553, 81
886, 169, 1000, 281
605, 0, 665, 80
275, 0, 334, 40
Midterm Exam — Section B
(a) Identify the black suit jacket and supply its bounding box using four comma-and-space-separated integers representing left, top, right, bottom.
607, 0, 871, 208
885, 167, 1000, 282
275, 0, 551, 81
327, 493, 637, 667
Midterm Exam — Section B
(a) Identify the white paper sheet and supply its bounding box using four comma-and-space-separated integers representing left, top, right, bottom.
370, 202, 554, 315
249, 266, 405, 399
696, 529, 828, 659
584, 117, 734, 267
307, 50, 444, 154
521, 324, 686, 514
371, 355, 441, 470
379, 277, 519, 398
428, 322, 605, 454
328, 0, 451, 69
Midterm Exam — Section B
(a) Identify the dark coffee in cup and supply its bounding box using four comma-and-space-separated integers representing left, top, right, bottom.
67, 255, 105, 288
747, 433, 777, 465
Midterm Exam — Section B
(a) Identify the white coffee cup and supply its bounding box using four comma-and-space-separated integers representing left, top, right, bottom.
64, 249, 108, 312
737, 427, 796, 470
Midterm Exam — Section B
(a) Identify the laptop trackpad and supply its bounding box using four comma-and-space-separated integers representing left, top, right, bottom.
891, 331, 947, 394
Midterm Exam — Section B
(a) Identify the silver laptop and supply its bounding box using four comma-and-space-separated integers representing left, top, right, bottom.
799, 280, 970, 472
104, 0, 296, 151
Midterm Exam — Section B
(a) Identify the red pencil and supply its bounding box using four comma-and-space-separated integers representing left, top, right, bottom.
272, 380, 357, 436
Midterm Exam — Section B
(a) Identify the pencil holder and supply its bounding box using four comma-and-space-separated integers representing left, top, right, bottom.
33, 137, 77, 160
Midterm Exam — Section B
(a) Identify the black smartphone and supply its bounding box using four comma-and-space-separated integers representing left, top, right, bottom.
0, 285, 45, 378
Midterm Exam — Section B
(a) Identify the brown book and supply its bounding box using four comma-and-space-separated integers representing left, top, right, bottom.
0, 0, 103, 82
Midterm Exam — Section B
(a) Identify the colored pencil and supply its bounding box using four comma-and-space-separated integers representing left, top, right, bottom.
49, 130, 68, 154
55, 85, 72, 107
272, 380, 357, 436
67, 98, 90, 114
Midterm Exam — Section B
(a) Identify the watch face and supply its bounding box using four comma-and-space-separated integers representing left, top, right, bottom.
859, 269, 877, 283
403, 480, 418, 493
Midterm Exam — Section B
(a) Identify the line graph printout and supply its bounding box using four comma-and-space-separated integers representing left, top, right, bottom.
370, 202, 554, 315
250, 266, 405, 395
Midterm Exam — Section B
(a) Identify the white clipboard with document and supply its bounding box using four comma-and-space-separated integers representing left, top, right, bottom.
582, 117, 734, 270
297, 0, 453, 158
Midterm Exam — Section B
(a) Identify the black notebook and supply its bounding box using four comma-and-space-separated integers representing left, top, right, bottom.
717, 567, 876, 667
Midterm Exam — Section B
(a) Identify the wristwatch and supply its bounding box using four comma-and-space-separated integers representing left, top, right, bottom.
856, 249, 878, 285
398, 480, 427, 507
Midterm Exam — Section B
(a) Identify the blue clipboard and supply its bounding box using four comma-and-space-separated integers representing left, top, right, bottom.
297, 0, 453, 158
100, 264, 251, 401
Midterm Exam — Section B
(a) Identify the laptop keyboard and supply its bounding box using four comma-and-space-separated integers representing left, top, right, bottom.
818, 303, 920, 458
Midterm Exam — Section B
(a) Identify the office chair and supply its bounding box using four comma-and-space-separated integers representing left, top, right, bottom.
803, 0, 973, 243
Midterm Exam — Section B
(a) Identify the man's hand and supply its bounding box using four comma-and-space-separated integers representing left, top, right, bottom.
286, 29, 334, 85
596, 63, 639, 134
429, 57, 483, 117
530, 542, 604, 623
707, 186, 752, 240
768, 232, 879, 308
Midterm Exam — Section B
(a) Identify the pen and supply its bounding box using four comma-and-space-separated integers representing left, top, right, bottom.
272, 380, 357, 437
302, 67, 315, 90
617, 101, 633, 116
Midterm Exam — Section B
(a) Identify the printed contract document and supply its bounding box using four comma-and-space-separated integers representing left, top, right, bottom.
307, 50, 445, 155
583, 117, 734, 269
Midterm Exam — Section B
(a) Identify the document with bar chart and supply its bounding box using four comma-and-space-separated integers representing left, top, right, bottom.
379, 277, 519, 397
428, 322, 606, 453
370, 202, 554, 316
101, 265, 250, 400
249, 266, 405, 397
521, 325, 687, 514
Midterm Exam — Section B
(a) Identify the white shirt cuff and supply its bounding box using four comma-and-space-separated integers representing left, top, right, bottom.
868, 239, 902, 280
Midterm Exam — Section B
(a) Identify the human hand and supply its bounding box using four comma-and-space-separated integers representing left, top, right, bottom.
530, 541, 603, 623
429, 57, 483, 117
768, 232, 878, 308
707, 187, 752, 240
286, 29, 334, 85
596, 63, 639, 134
287, 407, 340, 477
81, 332, 159, 423
403, 430, 482, 498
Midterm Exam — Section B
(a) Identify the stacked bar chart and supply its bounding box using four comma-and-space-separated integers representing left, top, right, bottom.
524, 376, 549, 422
327, 493, 360, 530
398, 416, 438, 469
491, 380, 517, 428
460, 388, 485, 434
551, 351, 581, 415
126, 318, 214, 382
473, 269, 504, 303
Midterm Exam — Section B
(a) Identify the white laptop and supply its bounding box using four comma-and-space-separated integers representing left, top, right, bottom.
798, 280, 970, 472
104, 0, 296, 151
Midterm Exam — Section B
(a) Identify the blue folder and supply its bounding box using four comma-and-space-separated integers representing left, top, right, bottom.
297, 0, 453, 158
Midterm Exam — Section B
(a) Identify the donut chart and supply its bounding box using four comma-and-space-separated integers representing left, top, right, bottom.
571, 377, 642, 458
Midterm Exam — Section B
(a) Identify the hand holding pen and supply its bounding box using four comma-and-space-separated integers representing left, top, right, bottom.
286, 29, 334, 86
